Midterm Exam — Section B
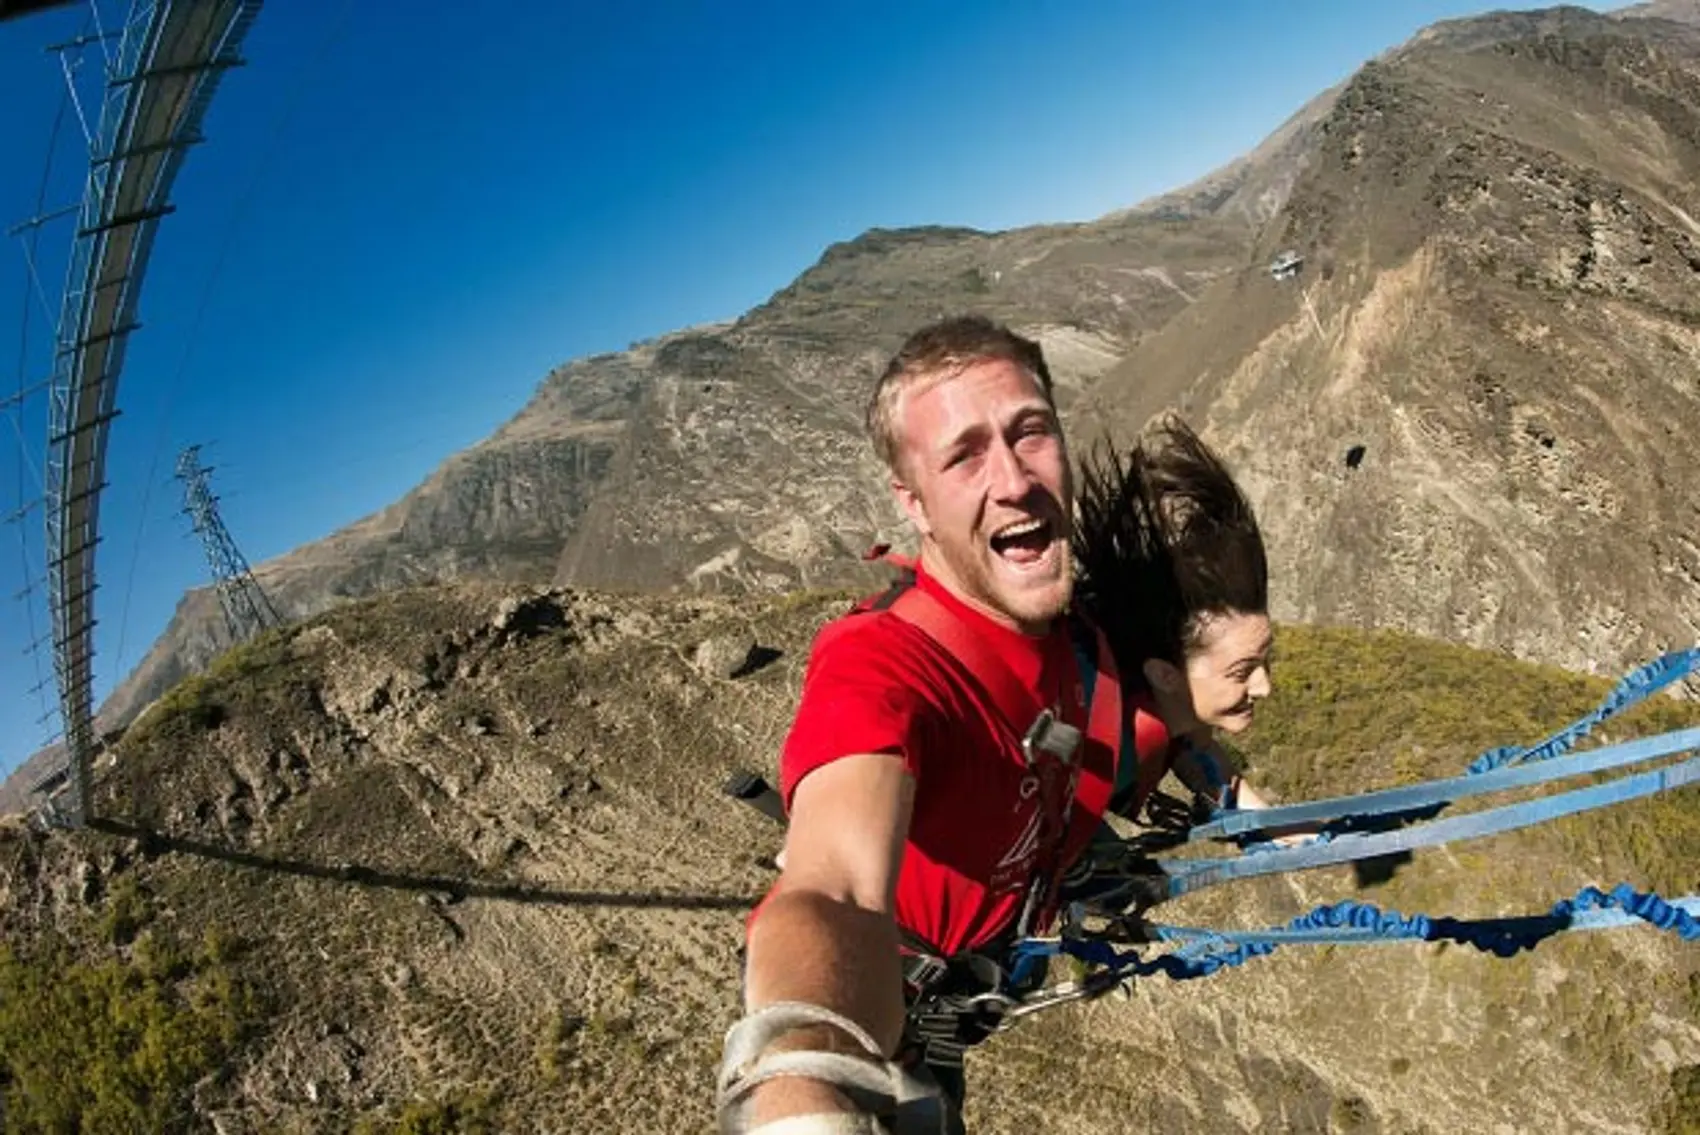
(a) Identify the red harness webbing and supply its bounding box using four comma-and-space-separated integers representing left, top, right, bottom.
1124, 692, 1174, 816
853, 570, 1123, 933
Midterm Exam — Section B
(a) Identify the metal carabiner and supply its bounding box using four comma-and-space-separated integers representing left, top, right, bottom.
956, 990, 1020, 1023
956, 969, 1125, 1032
996, 980, 1104, 1024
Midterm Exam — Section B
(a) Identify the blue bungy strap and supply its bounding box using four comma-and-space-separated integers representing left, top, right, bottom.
1009, 883, 1700, 984
1162, 752, 1700, 896
1193, 726, 1700, 841
998, 646, 1700, 1003
1469, 647, 1700, 773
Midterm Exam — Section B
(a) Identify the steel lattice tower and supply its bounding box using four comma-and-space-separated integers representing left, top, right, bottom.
175, 444, 279, 643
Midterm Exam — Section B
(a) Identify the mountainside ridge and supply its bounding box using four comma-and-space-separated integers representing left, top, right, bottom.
1075, 3, 1700, 686
85, 210, 1256, 750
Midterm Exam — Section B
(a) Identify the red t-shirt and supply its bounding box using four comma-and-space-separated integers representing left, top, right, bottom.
775, 566, 1121, 957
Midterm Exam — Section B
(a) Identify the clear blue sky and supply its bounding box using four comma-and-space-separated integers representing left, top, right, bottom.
0, 0, 1629, 778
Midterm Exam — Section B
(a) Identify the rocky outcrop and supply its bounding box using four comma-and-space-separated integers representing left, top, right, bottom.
1077, 6, 1700, 683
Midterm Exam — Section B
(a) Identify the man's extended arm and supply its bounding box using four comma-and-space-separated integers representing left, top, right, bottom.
739, 752, 915, 1125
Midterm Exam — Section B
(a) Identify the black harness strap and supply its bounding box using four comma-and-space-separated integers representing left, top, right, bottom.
900, 949, 1009, 1074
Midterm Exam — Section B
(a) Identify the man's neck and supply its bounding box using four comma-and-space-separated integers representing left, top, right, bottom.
915, 548, 1056, 639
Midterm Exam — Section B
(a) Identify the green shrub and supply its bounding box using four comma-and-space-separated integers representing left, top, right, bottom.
1659, 1065, 1700, 1135
353, 1090, 499, 1135
98, 875, 151, 946
0, 932, 259, 1134
534, 1009, 577, 1084
123, 626, 304, 751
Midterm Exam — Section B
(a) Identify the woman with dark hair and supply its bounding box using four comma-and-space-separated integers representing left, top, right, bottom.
1072, 413, 1282, 821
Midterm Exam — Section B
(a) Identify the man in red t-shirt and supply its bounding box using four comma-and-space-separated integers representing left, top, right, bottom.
779, 557, 1108, 963
717, 323, 1292, 1134
720, 316, 1116, 1135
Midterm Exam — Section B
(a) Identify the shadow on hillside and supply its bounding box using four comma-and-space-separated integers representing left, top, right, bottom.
1352, 851, 1414, 888
87, 816, 759, 912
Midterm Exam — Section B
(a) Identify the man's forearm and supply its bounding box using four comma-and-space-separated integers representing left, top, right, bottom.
740, 886, 907, 1121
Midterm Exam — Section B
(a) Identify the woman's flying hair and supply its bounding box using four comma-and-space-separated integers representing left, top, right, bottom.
1073, 414, 1268, 667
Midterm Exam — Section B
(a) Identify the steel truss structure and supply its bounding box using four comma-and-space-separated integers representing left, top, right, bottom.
44, 0, 262, 825
175, 444, 278, 644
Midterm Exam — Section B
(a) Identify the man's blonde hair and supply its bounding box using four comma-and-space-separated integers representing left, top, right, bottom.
866, 315, 1055, 476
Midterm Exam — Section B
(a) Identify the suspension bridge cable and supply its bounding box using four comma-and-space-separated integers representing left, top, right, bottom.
86, 0, 113, 77
10, 43, 81, 732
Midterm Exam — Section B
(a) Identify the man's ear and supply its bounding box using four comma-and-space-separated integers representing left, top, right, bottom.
1142, 656, 1185, 694
891, 476, 932, 540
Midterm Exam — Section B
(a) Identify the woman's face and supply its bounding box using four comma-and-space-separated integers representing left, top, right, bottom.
1148, 611, 1274, 735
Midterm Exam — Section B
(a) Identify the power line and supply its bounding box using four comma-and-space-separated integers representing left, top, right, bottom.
111, 0, 353, 676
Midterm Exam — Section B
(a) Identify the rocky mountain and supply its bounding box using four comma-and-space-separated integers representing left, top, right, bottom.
551, 215, 1256, 597
1074, 2, 1700, 686
1615, 0, 1700, 26
91, 357, 646, 736
14, 1, 1700, 809
1114, 83, 1343, 227
1, 580, 1695, 1132
83, 211, 1254, 761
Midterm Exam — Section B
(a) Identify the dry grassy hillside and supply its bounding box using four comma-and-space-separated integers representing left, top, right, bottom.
1, 582, 1695, 1133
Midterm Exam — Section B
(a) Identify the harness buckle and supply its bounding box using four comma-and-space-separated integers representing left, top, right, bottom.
1021, 709, 1082, 767
901, 950, 949, 996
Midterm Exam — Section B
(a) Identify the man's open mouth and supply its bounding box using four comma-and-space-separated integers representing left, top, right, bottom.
989, 517, 1055, 565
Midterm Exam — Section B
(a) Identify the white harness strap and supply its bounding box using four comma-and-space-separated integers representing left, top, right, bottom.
749, 1115, 885, 1134
717, 1002, 953, 1135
